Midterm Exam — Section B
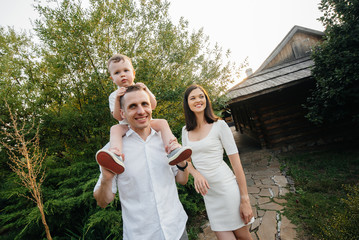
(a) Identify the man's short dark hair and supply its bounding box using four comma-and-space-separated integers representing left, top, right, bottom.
120, 85, 145, 109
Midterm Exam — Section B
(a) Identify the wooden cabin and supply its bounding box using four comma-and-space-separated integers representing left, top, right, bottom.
226, 25, 331, 150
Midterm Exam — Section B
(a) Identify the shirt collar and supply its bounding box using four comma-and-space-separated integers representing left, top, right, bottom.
125, 127, 159, 139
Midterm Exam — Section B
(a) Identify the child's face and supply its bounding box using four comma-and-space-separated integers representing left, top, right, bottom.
109, 60, 135, 87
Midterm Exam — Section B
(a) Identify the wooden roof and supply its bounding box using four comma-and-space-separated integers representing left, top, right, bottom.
256, 25, 324, 72
227, 57, 313, 103
227, 25, 324, 104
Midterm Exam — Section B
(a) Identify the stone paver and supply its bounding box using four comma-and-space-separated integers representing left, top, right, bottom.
251, 218, 261, 230
259, 188, 272, 197
273, 175, 289, 188
259, 202, 284, 211
274, 198, 287, 204
257, 211, 277, 240
280, 216, 297, 240
197, 128, 298, 240
258, 197, 271, 205
248, 186, 261, 194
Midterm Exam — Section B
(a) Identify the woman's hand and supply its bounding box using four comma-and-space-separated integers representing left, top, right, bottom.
193, 172, 210, 196
240, 196, 253, 224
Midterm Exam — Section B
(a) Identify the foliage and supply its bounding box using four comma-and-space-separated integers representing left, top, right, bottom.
306, 0, 359, 124
279, 148, 359, 239
0, 0, 243, 238
320, 184, 359, 240
177, 176, 206, 240
0, 103, 52, 239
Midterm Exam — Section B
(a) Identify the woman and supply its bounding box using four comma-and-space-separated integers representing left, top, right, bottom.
182, 85, 254, 240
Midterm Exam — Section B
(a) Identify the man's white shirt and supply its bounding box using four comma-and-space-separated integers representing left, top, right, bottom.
94, 128, 188, 240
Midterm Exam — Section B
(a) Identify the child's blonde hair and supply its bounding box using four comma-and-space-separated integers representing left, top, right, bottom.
107, 54, 134, 71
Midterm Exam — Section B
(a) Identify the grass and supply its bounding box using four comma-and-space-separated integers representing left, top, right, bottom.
278, 146, 359, 239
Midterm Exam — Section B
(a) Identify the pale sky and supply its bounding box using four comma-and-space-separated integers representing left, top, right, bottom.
1, 0, 324, 84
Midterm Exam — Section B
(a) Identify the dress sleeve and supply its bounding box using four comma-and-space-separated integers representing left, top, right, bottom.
218, 120, 238, 155
181, 126, 188, 146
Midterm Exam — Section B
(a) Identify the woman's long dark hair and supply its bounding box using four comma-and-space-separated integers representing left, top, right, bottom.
183, 85, 219, 131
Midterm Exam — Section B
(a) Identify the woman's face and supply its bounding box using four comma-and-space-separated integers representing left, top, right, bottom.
187, 88, 207, 114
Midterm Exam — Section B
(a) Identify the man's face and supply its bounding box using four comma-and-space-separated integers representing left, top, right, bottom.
121, 90, 152, 131
108, 60, 135, 88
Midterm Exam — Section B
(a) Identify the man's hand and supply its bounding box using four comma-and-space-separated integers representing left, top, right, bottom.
101, 166, 116, 182
108, 147, 125, 161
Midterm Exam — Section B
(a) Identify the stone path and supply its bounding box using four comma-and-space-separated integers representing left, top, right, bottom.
197, 128, 297, 240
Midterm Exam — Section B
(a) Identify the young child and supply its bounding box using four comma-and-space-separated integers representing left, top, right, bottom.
96, 54, 192, 174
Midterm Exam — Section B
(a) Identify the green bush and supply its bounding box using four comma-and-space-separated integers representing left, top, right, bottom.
320, 184, 359, 240
279, 149, 359, 239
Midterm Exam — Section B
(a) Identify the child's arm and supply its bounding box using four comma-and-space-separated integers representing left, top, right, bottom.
135, 82, 157, 109
112, 87, 127, 121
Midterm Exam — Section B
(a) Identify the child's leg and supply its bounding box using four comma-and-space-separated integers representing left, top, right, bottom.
150, 119, 176, 149
95, 124, 128, 175
109, 124, 129, 157
151, 119, 192, 165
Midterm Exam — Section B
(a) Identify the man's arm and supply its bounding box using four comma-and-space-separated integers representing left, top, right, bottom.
165, 139, 189, 185
93, 167, 116, 208
175, 160, 189, 185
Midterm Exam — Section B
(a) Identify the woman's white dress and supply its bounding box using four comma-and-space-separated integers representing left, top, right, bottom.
182, 120, 254, 231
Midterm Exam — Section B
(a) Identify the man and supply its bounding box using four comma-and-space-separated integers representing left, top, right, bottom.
93, 85, 189, 240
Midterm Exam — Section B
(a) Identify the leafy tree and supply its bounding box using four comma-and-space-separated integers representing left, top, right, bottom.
1, 0, 242, 238
306, 0, 359, 124
0, 27, 50, 239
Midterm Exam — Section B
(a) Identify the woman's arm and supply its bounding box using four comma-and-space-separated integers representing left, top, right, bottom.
180, 127, 209, 194
165, 139, 189, 185
228, 153, 253, 224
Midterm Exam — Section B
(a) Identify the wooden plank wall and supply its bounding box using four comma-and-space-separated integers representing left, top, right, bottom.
230, 81, 322, 149
264, 32, 323, 70
230, 80, 359, 150
252, 95, 322, 149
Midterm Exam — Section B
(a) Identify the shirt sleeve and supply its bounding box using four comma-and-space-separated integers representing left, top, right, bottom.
170, 165, 179, 176
218, 120, 238, 155
93, 170, 118, 194
93, 142, 118, 194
